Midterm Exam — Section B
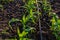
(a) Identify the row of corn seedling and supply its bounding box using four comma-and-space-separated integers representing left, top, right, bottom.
6, 0, 60, 40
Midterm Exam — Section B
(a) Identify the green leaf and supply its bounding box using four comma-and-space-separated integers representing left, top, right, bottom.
30, 9, 33, 18
8, 18, 20, 29
22, 15, 26, 24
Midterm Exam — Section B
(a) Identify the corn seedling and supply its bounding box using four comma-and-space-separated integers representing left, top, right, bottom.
51, 13, 60, 40
8, 0, 37, 40
9, 18, 35, 40
41, 0, 60, 40
8, 18, 28, 40
9, 16, 35, 40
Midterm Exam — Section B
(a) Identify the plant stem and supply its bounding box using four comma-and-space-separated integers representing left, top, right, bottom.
36, 0, 42, 40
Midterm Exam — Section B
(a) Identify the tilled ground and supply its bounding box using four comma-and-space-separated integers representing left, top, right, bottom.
0, 0, 60, 40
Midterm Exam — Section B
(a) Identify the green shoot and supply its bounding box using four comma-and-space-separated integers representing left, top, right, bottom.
51, 13, 60, 40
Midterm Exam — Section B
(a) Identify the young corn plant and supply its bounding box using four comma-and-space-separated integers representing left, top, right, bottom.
9, 0, 43, 40
17, 0, 37, 39
9, 17, 35, 40
8, 0, 36, 40
8, 18, 29, 40
20, 15, 35, 40
51, 13, 60, 40
42, 0, 60, 40
8, 0, 36, 39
